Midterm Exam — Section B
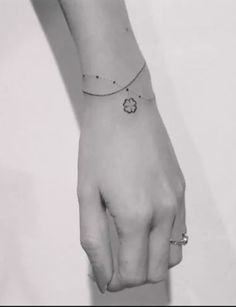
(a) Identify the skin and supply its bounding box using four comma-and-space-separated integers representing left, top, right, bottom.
59, 0, 186, 293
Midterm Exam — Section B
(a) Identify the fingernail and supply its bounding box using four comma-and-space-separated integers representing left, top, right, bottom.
93, 266, 108, 294
98, 282, 107, 294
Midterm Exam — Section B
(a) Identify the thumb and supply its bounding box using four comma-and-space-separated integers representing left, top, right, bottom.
78, 186, 113, 293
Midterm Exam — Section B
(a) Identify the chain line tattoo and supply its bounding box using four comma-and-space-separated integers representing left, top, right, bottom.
82, 62, 155, 114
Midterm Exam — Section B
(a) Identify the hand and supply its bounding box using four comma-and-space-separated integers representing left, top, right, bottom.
77, 92, 186, 293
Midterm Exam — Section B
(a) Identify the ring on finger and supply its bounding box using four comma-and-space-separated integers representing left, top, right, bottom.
170, 232, 188, 246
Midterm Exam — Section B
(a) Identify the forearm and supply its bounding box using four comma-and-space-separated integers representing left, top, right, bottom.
59, 1, 186, 294
59, 0, 145, 82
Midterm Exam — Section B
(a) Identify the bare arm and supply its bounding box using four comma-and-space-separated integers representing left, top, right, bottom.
59, 0, 186, 293
60, 0, 144, 81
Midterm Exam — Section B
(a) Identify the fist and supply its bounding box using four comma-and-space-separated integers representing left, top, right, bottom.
77, 93, 186, 292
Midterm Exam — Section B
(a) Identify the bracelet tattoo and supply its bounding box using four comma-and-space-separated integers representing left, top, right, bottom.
82, 62, 155, 114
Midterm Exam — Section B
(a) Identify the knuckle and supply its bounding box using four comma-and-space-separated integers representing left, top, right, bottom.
161, 188, 184, 218
162, 183, 178, 205
161, 176, 186, 211
161, 196, 177, 218
133, 211, 151, 226
120, 206, 152, 229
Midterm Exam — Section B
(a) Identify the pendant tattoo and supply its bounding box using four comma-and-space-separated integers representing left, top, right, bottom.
123, 97, 137, 114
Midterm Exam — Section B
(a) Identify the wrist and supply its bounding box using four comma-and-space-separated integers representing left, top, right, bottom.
79, 92, 158, 138
82, 62, 153, 98
79, 65, 157, 133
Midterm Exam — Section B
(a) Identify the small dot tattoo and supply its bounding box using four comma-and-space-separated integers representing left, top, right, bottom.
80, 62, 154, 114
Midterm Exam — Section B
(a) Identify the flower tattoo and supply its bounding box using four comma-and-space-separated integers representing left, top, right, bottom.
123, 98, 137, 114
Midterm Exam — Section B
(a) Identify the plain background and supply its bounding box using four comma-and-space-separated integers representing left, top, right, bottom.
0, 0, 236, 305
